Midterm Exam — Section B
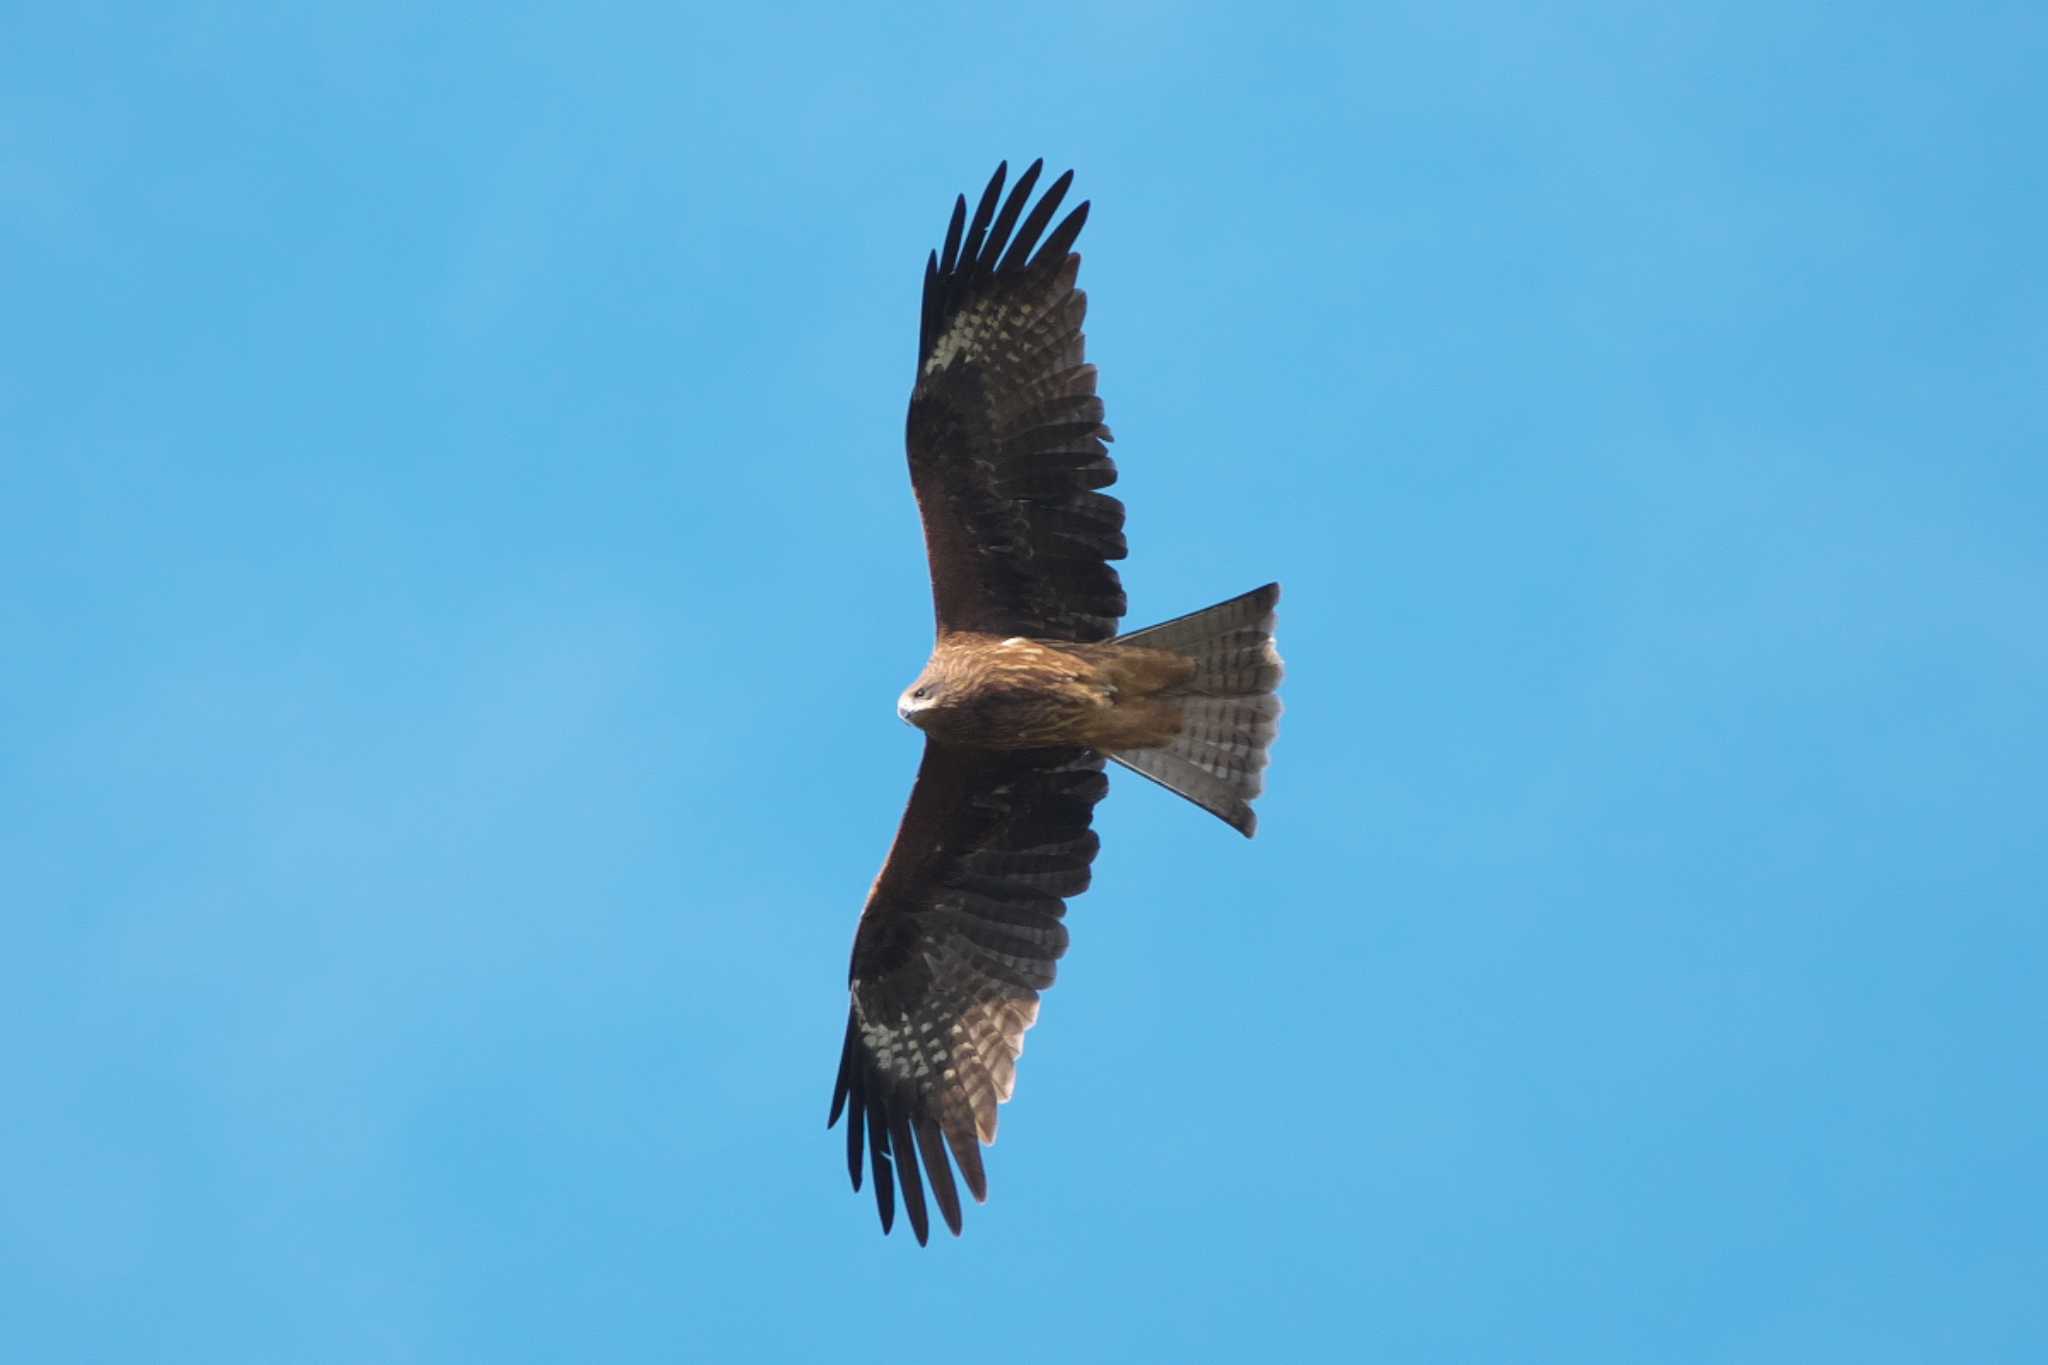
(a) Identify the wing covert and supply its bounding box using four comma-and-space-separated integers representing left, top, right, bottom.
828, 739, 1108, 1242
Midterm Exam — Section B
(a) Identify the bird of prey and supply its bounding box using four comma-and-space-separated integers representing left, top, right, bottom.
827, 161, 1283, 1243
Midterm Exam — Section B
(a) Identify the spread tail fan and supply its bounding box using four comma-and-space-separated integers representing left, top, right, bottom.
1108, 583, 1283, 836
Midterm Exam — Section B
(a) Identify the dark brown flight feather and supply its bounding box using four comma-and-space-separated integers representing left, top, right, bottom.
830, 742, 1106, 1244
906, 159, 1126, 645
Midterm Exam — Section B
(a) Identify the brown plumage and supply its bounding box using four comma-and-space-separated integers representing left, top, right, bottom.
897, 635, 1190, 751
827, 162, 1284, 1244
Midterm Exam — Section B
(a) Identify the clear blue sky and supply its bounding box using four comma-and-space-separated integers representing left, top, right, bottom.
5, 3, 2044, 1361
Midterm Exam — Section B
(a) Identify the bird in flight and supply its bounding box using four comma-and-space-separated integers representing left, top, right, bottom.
828, 161, 1283, 1243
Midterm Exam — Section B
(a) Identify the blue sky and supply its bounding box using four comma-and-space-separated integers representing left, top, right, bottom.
5, 2, 2044, 1360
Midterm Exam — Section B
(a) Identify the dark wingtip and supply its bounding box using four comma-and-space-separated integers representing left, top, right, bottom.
937, 162, 1090, 279
998, 166, 1074, 274
892, 1109, 930, 1245
957, 163, 1007, 284
978, 159, 1044, 273
940, 195, 967, 275
916, 1116, 964, 1237
867, 1102, 895, 1235
1034, 199, 1090, 268
945, 1123, 989, 1205
828, 1019, 854, 1128
840, 1074, 866, 1191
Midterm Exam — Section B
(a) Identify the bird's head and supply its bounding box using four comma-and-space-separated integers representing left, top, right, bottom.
896, 674, 944, 729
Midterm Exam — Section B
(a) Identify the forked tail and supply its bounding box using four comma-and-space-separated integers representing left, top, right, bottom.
1109, 583, 1283, 837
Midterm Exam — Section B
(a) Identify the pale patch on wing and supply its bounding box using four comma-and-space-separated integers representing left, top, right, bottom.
921, 300, 999, 378
858, 1009, 946, 1084
923, 312, 978, 375
850, 954, 1045, 1147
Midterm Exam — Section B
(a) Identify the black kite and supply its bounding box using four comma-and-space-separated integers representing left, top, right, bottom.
827, 162, 1283, 1243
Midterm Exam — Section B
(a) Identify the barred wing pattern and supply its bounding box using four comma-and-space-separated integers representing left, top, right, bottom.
828, 742, 1108, 1243
907, 160, 1128, 644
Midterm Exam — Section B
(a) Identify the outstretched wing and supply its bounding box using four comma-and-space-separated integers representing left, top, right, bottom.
828, 740, 1108, 1243
907, 160, 1127, 644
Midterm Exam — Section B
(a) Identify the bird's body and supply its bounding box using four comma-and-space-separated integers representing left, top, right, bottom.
900, 634, 1193, 752
827, 161, 1283, 1243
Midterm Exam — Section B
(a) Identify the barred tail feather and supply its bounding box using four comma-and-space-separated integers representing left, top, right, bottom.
1110, 583, 1283, 837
